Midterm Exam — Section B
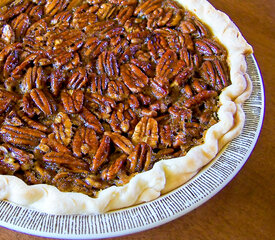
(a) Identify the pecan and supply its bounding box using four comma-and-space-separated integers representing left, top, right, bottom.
96, 3, 117, 21
130, 58, 155, 78
61, 89, 84, 114
11, 53, 38, 76
3, 49, 19, 78
48, 29, 84, 53
0, 145, 20, 174
49, 69, 65, 96
0, 125, 46, 146
159, 124, 173, 147
149, 100, 168, 113
156, 49, 183, 79
72, 127, 98, 157
91, 135, 111, 172
96, 51, 119, 79
45, 0, 68, 17
101, 153, 127, 181
0, 0, 30, 21
30, 89, 57, 115
72, 9, 97, 29
134, 0, 162, 17
105, 132, 134, 155
120, 64, 149, 93
21, 93, 37, 117
168, 105, 192, 121
0, 89, 18, 114
200, 59, 230, 91
195, 38, 222, 57
43, 152, 89, 170
180, 20, 197, 34
85, 93, 116, 119
83, 37, 108, 59
0, 42, 22, 64
150, 77, 169, 99
107, 80, 130, 101
90, 73, 109, 95
67, 68, 88, 90
102, 27, 125, 39
1, 24, 15, 44
2, 143, 33, 170
79, 107, 104, 134
11, 13, 30, 41
17, 111, 48, 132
116, 6, 134, 25
110, 103, 138, 133
52, 112, 73, 146
127, 142, 152, 173
119, 44, 141, 64
109, 0, 137, 5
132, 117, 159, 148
3, 110, 23, 127
184, 90, 218, 108
21, 66, 46, 92
51, 10, 72, 24
28, 5, 43, 22
38, 137, 71, 154
85, 20, 116, 34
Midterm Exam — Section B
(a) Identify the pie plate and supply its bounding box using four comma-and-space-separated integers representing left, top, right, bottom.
0, 54, 264, 238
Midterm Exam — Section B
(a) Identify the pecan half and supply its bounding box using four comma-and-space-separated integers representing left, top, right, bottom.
11, 13, 30, 41
101, 153, 127, 181
0, 125, 46, 146
1, 24, 15, 44
61, 89, 84, 114
1, 143, 34, 171
38, 138, 71, 154
105, 132, 134, 155
90, 73, 109, 95
21, 66, 46, 92
200, 59, 230, 91
30, 89, 57, 115
184, 90, 218, 108
72, 127, 98, 157
52, 112, 73, 146
67, 68, 88, 90
96, 51, 120, 79
132, 117, 159, 148
91, 135, 111, 172
43, 152, 89, 170
79, 107, 104, 134
120, 64, 149, 93
0, 89, 19, 114
107, 80, 130, 101
127, 142, 152, 173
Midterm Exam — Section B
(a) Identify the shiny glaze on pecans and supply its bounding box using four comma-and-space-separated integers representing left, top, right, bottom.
0, 0, 230, 196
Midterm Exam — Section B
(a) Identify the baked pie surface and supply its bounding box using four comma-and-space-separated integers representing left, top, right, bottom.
0, 0, 252, 214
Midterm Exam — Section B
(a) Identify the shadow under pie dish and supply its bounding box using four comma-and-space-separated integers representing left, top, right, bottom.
0, 0, 252, 214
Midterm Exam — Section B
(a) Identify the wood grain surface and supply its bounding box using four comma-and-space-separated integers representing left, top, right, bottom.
0, 0, 274, 239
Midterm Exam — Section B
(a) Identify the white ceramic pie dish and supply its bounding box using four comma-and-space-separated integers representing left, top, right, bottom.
0, 54, 264, 238
0, 0, 254, 215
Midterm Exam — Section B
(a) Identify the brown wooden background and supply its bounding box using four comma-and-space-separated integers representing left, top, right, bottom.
0, 0, 274, 239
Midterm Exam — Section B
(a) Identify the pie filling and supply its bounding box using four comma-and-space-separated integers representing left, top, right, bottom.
0, 0, 230, 197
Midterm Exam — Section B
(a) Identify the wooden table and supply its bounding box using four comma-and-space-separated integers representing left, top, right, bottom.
0, 0, 274, 239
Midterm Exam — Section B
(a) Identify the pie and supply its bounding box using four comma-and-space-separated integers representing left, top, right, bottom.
0, 0, 252, 214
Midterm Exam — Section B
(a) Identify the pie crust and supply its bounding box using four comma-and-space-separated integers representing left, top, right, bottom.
0, 0, 253, 214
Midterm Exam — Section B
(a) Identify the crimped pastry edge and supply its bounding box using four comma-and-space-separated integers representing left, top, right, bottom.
0, 0, 253, 214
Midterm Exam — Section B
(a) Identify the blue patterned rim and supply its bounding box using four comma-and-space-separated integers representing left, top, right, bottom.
0, 55, 264, 239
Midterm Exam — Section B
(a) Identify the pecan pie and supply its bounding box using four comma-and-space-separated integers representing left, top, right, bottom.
0, 0, 252, 214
